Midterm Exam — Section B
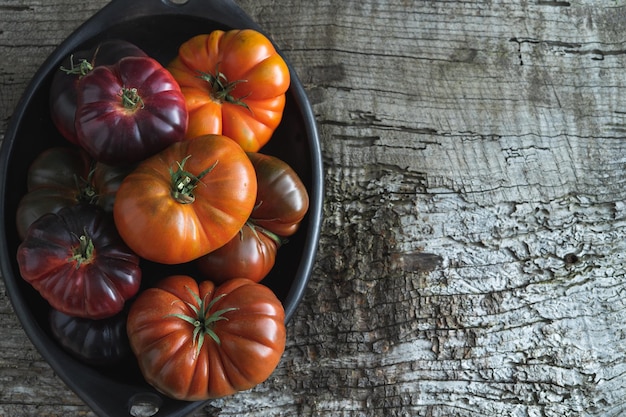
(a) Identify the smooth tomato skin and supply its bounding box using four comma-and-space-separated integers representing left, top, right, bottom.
126, 275, 286, 401
17, 204, 142, 319
75, 56, 188, 165
167, 29, 290, 151
49, 39, 148, 144
113, 135, 257, 264
196, 223, 279, 284
49, 308, 132, 366
15, 147, 131, 240
247, 152, 309, 237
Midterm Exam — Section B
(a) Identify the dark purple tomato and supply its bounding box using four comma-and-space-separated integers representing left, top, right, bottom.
74, 56, 188, 165
49, 39, 148, 144
49, 308, 132, 366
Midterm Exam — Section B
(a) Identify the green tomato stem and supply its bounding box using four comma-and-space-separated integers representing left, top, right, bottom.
196, 66, 250, 110
60, 55, 93, 77
119, 87, 145, 110
169, 156, 218, 204
69, 232, 95, 269
166, 288, 238, 358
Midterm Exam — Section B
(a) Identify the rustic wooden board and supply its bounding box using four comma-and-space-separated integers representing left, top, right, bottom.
2, 0, 626, 416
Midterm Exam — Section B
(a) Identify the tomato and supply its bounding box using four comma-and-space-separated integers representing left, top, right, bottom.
113, 135, 257, 264
196, 222, 280, 284
246, 152, 309, 237
15, 146, 131, 240
126, 275, 286, 401
49, 39, 148, 144
196, 152, 308, 282
49, 308, 132, 366
75, 56, 188, 165
167, 29, 290, 152
17, 204, 142, 319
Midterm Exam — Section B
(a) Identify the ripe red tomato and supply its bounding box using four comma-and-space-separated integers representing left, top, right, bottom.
196, 152, 308, 282
167, 29, 290, 152
113, 135, 257, 264
126, 275, 286, 401
75, 56, 188, 165
15, 147, 131, 240
17, 204, 142, 319
49, 39, 148, 145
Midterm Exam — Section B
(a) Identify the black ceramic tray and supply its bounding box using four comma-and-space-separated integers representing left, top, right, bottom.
0, 0, 323, 416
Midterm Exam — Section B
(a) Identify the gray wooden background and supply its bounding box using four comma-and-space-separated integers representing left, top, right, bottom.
2, 0, 626, 416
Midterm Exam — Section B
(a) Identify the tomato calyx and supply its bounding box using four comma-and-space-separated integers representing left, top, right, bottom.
197, 67, 250, 110
245, 220, 284, 248
74, 167, 99, 205
118, 87, 145, 111
167, 287, 238, 358
169, 156, 219, 204
60, 54, 94, 77
68, 231, 95, 269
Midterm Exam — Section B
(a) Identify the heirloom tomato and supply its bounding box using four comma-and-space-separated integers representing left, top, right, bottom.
75, 56, 188, 165
113, 134, 257, 264
167, 29, 290, 152
49, 308, 132, 366
15, 146, 131, 240
49, 39, 147, 144
196, 222, 280, 284
126, 275, 286, 401
17, 204, 141, 319
246, 152, 309, 236
196, 152, 308, 283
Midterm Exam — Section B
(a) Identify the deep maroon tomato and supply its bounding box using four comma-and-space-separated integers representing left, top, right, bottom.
75, 56, 188, 165
17, 204, 141, 319
15, 146, 132, 240
49, 308, 132, 366
49, 39, 148, 144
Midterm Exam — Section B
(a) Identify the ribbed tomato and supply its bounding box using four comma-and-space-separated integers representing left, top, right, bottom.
17, 204, 141, 319
75, 55, 188, 165
167, 29, 290, 152
126, 275, 286, 400
113, 135, 257, 264
49, 39, 148, 144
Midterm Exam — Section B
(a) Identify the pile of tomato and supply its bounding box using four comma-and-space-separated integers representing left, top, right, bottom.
14, 29, 309, 401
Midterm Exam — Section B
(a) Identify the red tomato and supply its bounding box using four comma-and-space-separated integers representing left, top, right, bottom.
75, 56, 188, 165
17, 204, 141, 319
167, 29, 290, 152
126, 275, 286, 400
113, 135, 257, 264
196, 222, 281, 284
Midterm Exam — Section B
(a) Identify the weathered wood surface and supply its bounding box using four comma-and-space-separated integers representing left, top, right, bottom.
2, 0, 626, 416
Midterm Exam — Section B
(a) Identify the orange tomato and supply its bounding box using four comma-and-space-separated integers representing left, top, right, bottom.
167, 29, 290, 152
113, 135, 257, 264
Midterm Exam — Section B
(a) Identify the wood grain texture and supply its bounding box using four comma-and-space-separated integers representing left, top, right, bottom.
2, 0, 626, 416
